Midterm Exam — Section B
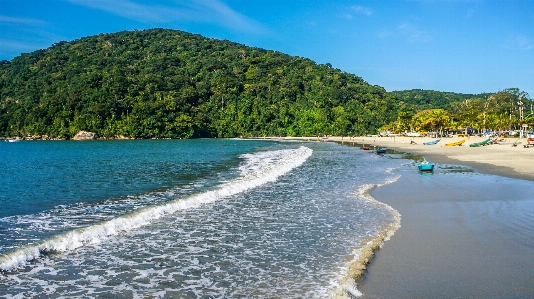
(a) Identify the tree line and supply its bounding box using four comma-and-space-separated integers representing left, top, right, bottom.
382, 88, 533, 135
0, 28, 398, 139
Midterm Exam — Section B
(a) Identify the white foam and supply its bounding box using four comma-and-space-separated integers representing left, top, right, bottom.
328, 173, 402, 298
0, 146, 313, 272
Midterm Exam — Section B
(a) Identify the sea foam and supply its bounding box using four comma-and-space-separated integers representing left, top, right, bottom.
329, 174, 402, 298
0, 146, 313, 272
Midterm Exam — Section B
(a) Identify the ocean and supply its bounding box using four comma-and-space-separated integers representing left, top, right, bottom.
0, 139, 406, 298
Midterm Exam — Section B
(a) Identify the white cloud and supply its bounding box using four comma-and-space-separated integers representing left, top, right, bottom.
0, 15, 46, 25
397, 23, 431, 43
66, 0, 190, 22
514, 35, 533, 51
195, 0, 265, 33
376, 23, 431, 43
341, 13, 354, 20
351, 5, 373, 16
66, 0, 266, 34
343, 5, 372, 19
0, 16, 53, 58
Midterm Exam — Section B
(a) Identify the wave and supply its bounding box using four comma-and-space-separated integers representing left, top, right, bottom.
330, 174, 402, 298
0, 146, 313, 272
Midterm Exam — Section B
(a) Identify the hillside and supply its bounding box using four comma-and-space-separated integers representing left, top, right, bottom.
0, 28, 399, 139
389, 89, 490, 110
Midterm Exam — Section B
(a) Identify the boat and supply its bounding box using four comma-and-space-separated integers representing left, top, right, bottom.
362, 145, 370, 150
469, 138, 491, 147
5, 138, 20, 142
445, 139, 465, 146
376, 148, 386, 154
423, 139, 441, 145
418, 158, 434, 171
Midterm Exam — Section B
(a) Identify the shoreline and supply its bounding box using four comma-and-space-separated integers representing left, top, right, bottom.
269, 136, 534, 182
270, 136, 534, 298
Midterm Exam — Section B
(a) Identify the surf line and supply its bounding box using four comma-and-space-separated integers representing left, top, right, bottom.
0, 146, 313, 272
331, 172, 402, 298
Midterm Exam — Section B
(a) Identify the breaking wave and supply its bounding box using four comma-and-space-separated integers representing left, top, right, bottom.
0, 146, 313, 272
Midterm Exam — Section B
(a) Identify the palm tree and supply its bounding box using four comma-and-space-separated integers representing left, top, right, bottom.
411, 109, 450, 135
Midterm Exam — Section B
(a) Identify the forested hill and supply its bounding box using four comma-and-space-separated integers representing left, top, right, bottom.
0, 28, 398, 139
389, 89, 489, 110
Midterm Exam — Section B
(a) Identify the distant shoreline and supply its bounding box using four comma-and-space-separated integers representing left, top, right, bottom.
266, 135, 534, 182
7, 134, 533, 181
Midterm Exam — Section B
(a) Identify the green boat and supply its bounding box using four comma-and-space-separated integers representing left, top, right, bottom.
469, 138, 491, 147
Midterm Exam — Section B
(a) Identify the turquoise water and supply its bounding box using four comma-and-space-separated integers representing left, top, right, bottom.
0, 139, 258, 218
0, 139, 404, 298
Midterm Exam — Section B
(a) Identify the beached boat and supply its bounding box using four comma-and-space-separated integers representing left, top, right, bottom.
445, 139, 465, 146
469, 138, 491, 147
423, 139, 441, 145
376, 148, 386, 154
418, 158, 434, 171
362, 145, 370, 150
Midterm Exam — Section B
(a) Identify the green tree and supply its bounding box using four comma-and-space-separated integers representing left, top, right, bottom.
411, 109, 450, 135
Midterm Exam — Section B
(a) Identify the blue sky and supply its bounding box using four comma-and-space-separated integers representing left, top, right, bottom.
1, 0, 533, 95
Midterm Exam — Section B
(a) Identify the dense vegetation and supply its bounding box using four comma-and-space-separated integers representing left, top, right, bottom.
389, 89, 488, 110
0, 28, 398, 139
382, 88, 533, 135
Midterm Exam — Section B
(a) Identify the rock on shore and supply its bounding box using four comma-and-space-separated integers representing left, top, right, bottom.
72, 131, 97, 140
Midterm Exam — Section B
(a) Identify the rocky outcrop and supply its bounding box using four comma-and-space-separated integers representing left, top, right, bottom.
72, 131, 97, 140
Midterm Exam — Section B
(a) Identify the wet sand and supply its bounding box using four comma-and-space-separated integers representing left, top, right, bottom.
360, 169, 534, 298
267, 136, 534, 298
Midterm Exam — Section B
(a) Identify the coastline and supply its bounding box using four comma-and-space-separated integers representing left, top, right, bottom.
270, 136, 534, 298
270, 135, 534, 181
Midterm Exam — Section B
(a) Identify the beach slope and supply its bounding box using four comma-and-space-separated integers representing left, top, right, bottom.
271, 136, 534, 298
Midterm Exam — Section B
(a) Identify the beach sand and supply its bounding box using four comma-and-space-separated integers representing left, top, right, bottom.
281, 135, 534, 181
270, 136, 534, 298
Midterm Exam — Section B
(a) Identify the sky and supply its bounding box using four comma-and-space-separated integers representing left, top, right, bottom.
1, 0, 533, 95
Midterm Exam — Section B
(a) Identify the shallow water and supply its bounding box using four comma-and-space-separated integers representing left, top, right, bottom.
0, 139, 405, 298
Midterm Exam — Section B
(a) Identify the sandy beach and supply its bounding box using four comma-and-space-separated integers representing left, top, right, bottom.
271, 135, 534, 298
279, 135, 534, 181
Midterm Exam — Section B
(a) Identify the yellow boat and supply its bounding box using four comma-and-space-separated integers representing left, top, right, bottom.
445, 139, 465, 146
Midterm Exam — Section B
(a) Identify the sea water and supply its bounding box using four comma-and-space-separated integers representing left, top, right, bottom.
0, 139, 405, 298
